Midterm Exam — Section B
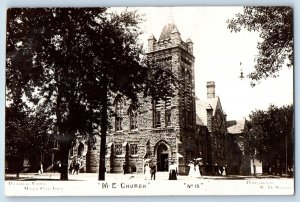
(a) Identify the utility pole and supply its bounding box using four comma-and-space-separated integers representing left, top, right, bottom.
286, 133, 287, 178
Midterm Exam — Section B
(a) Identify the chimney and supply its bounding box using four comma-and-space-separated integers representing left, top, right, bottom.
206, 81, 215, 99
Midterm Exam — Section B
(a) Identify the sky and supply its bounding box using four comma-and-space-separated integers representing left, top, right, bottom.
110, 7, 294, 121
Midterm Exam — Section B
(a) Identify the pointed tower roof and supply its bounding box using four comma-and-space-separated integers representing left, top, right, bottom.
148, 33, 156, 40
158, 23, 180, 41
171, 26, 180, 34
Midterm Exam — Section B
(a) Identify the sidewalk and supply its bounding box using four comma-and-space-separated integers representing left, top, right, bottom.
5, 172, 292, 181
6, 172, 173, 181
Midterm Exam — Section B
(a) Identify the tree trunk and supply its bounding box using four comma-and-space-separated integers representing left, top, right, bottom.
98, 81, 108, 181
59, 141, 71, 180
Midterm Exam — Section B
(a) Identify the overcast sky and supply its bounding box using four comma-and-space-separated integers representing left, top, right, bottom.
110, 7, 293, 121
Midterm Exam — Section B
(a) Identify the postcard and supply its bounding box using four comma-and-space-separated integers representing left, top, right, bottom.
5, 6, 294, 196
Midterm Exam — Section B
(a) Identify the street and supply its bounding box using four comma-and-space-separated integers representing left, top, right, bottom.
5, 171, 291, 181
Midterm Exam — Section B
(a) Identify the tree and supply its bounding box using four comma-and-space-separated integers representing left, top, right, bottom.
6, 8, 175, 180
5, 102, 52, 178
75, 10, 176, 180
248, 105, 293, 175
7, 8, 108, 180
227, 7, 293, 86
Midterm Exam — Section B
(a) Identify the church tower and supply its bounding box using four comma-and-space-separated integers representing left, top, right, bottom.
147, 22, 196, 129
83, 20, 198, 175
147, 22, 196, 173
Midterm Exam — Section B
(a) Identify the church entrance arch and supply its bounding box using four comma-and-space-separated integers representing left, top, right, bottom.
78, 142, 84, 157
155, 141, 170, 172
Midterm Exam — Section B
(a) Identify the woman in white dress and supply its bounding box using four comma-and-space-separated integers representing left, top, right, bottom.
188, 161, 195, 177
144, 163, 151, 180
194, 162, 202, 178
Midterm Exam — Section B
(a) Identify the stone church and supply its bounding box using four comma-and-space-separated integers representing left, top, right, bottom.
69, 22, 200, 175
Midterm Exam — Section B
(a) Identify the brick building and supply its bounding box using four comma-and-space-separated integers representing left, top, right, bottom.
227, 119, 251, 175
70, 22, 199, 175
196, 81, 229, 175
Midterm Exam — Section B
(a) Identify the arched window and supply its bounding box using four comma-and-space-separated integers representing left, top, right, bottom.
115, 144, 122, 155
186, 71, 192, 125
165, 96, 172, 127
153, 100, 162, 128
115, 97, 123, 131
130, 144, 138, 155
129, 108, 138, 130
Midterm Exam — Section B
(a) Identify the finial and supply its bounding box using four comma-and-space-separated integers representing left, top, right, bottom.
167, 7, 174, 24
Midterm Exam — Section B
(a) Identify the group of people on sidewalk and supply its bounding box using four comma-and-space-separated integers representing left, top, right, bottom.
144, 160, 178, 180
37, 157, 82, 175
69, 158, 82, 174
187, 160, 203, 178
143, 159, 205, 180
144, 162, 157, 180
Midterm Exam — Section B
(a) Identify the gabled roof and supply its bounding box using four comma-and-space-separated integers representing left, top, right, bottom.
196, 114, 204, 125
227, 119, 246, 134
195, 96, 222, 126
158, 23, 180, 41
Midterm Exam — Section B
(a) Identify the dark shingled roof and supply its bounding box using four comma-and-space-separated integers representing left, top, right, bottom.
227, 119, 246, 134
196, 97, 220, 126
158, 23, 180, 41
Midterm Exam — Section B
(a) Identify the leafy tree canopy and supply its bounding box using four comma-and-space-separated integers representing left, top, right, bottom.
6, 8, 176, 180
248, 104, 293, 172
227, 7, 293, 86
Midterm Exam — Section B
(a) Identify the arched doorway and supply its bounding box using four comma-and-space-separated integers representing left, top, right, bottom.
78, 142, 84, 157
157, 142, 169, 171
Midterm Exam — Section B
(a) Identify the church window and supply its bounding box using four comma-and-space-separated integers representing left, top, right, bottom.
165, 96, 172, 126
186, 71, 193, 125
130, 144, 138, 155
129, 108, 138, 130
165, 109, 171, 127
115, 97, 123, 131
155, 111, 161, 127
115, 144, 122, 155
153, 100, 162, 128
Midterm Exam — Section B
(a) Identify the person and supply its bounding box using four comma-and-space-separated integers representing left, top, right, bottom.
69, 160, 75, 174
199, 162, 205, 176
168, 161, 178, 180
150, 164, 157, 180
74, 158, 80, 174
222, 166, 226, 176
188, 161, 195, 177
194, 162, 202, 178
220, 165, 224, 176
144, 163, 151, 180
123, 162, 127, 175
164, 159, 169, 171
53, 161, 61, 173
38, 162, 43, 174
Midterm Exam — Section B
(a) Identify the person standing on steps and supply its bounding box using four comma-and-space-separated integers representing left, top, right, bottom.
123, 162, 127, 175
150, 163, 157, 180
144, 163, 151, 180
169, 161, 178, 180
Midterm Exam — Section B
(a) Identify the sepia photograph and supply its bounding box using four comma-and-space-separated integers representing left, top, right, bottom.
4, 6, 294, 196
